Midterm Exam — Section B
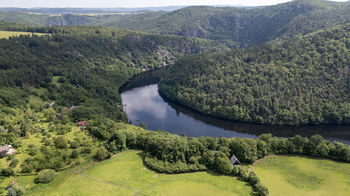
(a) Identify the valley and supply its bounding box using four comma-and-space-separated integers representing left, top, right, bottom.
0, 0, 350, 195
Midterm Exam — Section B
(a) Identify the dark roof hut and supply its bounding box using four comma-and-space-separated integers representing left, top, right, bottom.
230, 154, 241, 166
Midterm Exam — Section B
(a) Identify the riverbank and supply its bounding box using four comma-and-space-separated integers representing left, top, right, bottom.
121, 78, 350, 142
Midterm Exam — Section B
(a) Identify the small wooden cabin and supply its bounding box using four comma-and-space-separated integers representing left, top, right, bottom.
230, 154, 241, 166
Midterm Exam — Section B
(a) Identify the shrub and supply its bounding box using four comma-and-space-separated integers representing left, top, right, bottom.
139, 121, 147, 129
9, 159, 20, 168
54, 136, 67, 149
144, 155, 206, 173
95, 147, 110, 161
34, 169, 55, 184
70, 150, 79, 159
248, 171, 260, 185
114, 131, 127, 151
1, 168, 14, 177
213, 151, 232, 174
80, 147, 91, 154
20, 162, 35, 173
27, 145, 38, 156
70, 141, 79, 149
255, 182, 269, 196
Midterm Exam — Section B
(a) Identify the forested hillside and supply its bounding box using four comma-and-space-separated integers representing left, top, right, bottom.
108, 0, 350, 47
2, 0, 350, 48
159, 23, 350, 126
0, 22, 226, 122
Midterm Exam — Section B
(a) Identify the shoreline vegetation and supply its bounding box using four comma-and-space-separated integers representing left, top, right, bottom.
159, 23, 350, 126
0, 2, 350, 194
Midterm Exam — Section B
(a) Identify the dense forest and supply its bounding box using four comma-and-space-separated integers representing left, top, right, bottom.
0, 1, 350, 194
159, 23, 350, 126
0, 22, 226, 122
2, 0, 350, 48
104, 0, 350, 47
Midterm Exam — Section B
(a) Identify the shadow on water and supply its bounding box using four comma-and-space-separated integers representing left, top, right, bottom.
160, 93, 350, 142
119, 68, 167, 93
121, 69, 350, 144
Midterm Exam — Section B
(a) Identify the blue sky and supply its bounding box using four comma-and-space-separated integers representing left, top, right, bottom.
0, 0, 348, 8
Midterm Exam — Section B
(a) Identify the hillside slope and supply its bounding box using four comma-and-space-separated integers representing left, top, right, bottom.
0, 23, 226, 122
97, 0, 350, 47
159, 23, 350, 126
2, 0, 350, 48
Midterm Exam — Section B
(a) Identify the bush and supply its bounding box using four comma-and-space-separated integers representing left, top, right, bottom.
70, 150, 79, 159
1, 168, 14, 177
27, 145, 38, 156
248, 171, 260, 185
34, 169, 56, 184
213, 152, 232, 174
95, 147, 110, 161
54, 136, 67, 149
114, 131, 127, 151
80, 147, 91, 154
70, 141, 79, 149
20, 162, 35, 173
255, 182, 269, 196
139, 121, 147, 129
9, 159, 20, 168
144, 155, 206, 173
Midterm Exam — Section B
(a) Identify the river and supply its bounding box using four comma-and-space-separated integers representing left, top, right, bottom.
121, 70, 350, 144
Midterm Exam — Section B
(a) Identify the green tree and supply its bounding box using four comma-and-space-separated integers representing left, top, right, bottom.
34, 169, 56, 184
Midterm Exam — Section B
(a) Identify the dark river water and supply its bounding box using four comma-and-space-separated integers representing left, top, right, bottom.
121, 70, 350, 144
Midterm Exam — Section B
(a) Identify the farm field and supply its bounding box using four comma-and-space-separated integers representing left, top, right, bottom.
253, 155, 350, 196
0, 31, 48, 39
21, 150, 253, 196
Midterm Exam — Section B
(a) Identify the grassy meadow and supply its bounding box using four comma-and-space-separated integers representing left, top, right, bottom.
20, 150, 253, 196
0, 31, 48, 39
253, 156, 350, 196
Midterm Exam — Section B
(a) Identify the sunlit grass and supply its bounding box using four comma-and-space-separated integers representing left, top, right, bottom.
254, 155, 350, 196
0, 31, 49, 39
23, 150, 252, 196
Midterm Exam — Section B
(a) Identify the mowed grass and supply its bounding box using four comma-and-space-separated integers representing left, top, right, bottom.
0, 31, 48, 39
24, 150, 252, 196
254, 155, 350, 196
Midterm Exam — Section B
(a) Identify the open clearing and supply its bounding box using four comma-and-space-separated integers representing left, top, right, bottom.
254, 155, 350, 196
21, 150, 252, 196
0, 31, 48, 39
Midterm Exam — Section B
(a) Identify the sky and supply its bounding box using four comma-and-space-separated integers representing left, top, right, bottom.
0, 0, 348, 8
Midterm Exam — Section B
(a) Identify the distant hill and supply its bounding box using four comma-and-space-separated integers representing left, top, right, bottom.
103, 0, 350, 47
0, 6, 184, 14
2, 0, 350, 48
159, 23, 350, 125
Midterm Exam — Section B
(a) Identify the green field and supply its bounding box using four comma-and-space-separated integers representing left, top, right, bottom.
21, 150, 252, 196
254, 155, 350, 196
0, 31, 48, 39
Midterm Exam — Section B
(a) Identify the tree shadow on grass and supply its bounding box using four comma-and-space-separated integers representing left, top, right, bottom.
135, 150, 255, 195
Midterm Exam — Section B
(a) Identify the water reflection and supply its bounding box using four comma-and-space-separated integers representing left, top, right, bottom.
122, 85, 168, 120
121, 84, 350, 143
122, 84, 257, 138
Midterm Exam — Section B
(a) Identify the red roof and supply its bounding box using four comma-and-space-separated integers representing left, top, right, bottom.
77, 121, 87, 126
